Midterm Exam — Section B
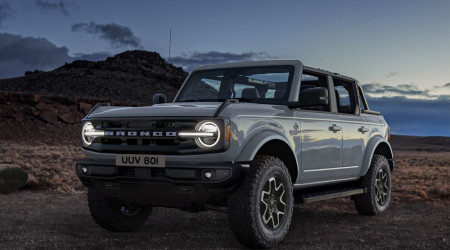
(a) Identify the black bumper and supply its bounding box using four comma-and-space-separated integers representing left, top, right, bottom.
75, 158, 246, 209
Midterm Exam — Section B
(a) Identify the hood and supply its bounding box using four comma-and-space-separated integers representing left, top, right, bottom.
87, 102, 222, 119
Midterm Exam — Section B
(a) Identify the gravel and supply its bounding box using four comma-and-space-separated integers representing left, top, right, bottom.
0, 191, 448, 249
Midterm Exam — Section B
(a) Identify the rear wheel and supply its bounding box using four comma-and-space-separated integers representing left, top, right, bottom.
228, 155, 294, 248
353, 155, 391, 215
88, 188, 152, 232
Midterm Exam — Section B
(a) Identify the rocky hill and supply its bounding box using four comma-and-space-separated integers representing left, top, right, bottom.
0, 50, 188, 104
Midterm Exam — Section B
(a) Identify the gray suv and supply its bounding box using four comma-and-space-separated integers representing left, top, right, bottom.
75, 60, 394, 248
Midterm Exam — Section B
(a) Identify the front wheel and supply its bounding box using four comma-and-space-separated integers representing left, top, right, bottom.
88, 188, 152, 232
353, 155, 392, 215
228, 155, 294, 248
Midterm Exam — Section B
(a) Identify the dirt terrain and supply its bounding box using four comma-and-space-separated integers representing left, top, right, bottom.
0, 125, 449, 249
0, 191, 448, 249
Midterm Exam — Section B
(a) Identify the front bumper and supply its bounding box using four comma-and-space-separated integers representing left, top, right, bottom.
75, 158, 246, 209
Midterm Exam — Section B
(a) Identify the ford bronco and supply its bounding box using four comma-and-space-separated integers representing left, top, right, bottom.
75, 60, 394, 248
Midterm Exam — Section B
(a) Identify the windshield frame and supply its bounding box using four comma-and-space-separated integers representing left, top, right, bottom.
173, 65, 296, 104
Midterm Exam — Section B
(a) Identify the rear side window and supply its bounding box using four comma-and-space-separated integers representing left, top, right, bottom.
357, 86, 368, 111
333, 78, 357, 114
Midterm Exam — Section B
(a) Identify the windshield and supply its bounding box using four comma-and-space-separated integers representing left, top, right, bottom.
175, 65, 295, 104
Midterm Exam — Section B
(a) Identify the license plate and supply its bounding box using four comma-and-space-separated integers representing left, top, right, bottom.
115, 154, 165, 168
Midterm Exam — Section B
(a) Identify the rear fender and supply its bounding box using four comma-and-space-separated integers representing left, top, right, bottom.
360, 136, 394, 176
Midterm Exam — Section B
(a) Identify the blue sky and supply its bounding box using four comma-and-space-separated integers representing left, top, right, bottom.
0, 0, 449, 136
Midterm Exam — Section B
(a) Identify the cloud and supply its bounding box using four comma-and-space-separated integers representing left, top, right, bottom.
362, 83, 450, 136
35, 0, 75, 16
170, 51, 274, 72
71, 22, 142, 48
0, 33, 71, 78
362, 83, 450, 100
366, 96, 450, 136
385, 71, 398, 78
0, 32, 109, 79
0, 1, 12, 27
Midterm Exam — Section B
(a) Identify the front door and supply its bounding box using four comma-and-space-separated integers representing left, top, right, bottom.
297, 111, 343, 184
295, 71, 343, 185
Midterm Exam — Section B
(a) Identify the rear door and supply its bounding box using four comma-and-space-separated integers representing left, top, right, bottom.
332, 78, 369, 179
296, 71, 343, 185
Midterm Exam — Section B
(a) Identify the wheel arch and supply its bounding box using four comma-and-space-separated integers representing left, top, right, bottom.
236, 132, 298, 183
360, 137, 394, 176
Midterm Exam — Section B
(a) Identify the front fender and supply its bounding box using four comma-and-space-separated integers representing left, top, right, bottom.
235, 131, 295, 162
360, 136, 394, 176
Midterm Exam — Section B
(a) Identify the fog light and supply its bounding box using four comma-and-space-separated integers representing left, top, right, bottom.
204, 171, 213, 179
82, 167, 88, 173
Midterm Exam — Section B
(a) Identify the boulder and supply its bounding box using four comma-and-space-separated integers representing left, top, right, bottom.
65, 97, 79, 105
0, 164, 28, 195
35, 101, 53, 111
59, 110, 85, 124
24, 107, 40, 116
39, 108, 58, 123
79, 102, 92, 114
19, 93, 41, 103
56, 105, 72, 115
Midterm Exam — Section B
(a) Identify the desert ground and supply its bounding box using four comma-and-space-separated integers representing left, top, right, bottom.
0, 119, 449, 249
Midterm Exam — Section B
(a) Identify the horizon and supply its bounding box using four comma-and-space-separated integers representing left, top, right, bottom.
0, 0, 449, 136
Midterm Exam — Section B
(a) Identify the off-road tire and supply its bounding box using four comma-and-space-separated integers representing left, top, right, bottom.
353, 154, 391, 215
228, 155, 294, 248
88, 188, 152, 232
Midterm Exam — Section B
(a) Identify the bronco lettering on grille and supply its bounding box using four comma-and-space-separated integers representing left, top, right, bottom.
104, 131, 177, 137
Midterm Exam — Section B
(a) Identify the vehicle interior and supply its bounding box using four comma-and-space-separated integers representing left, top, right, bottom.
333, 78, 358, 114
176, 66, 294, 103
299, 72, 330, 111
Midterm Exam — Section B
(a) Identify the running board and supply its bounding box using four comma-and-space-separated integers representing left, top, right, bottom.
296, 187, 365, 204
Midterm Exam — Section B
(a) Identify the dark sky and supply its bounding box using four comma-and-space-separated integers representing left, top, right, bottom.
0, 0, 449, 136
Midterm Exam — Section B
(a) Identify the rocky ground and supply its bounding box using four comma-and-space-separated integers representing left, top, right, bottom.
0, 191, 448, 249
0, 120, 448, 249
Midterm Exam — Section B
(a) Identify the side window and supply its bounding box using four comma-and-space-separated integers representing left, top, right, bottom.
357, 86, 368, 111
299, 72, 331, 112
333, 78, 357, 114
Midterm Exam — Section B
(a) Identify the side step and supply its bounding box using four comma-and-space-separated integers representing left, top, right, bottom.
295, 187, 365, 204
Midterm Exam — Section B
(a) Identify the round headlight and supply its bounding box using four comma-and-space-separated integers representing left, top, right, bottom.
82, 122, 96, 146
195, 121, 220, 148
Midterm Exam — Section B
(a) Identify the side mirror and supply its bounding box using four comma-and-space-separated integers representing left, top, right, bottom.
299, 87, 329, 107
153, 93, 167, 104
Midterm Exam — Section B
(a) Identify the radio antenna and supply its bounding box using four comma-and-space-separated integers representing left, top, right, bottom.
169, 29, 172, 63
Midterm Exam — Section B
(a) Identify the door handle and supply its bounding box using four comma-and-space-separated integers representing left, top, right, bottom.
329, 124, 342, 132
358, 126, 369, 133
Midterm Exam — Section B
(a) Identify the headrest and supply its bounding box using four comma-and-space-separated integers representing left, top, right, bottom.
241, 88, 260, 99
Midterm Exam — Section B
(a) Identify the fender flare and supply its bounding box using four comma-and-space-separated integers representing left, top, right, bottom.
360, 136, 394, 176
235, 131, 298, 165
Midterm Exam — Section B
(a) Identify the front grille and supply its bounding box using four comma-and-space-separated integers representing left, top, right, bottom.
100, 137, 194, 146
91, 119, 199, 152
